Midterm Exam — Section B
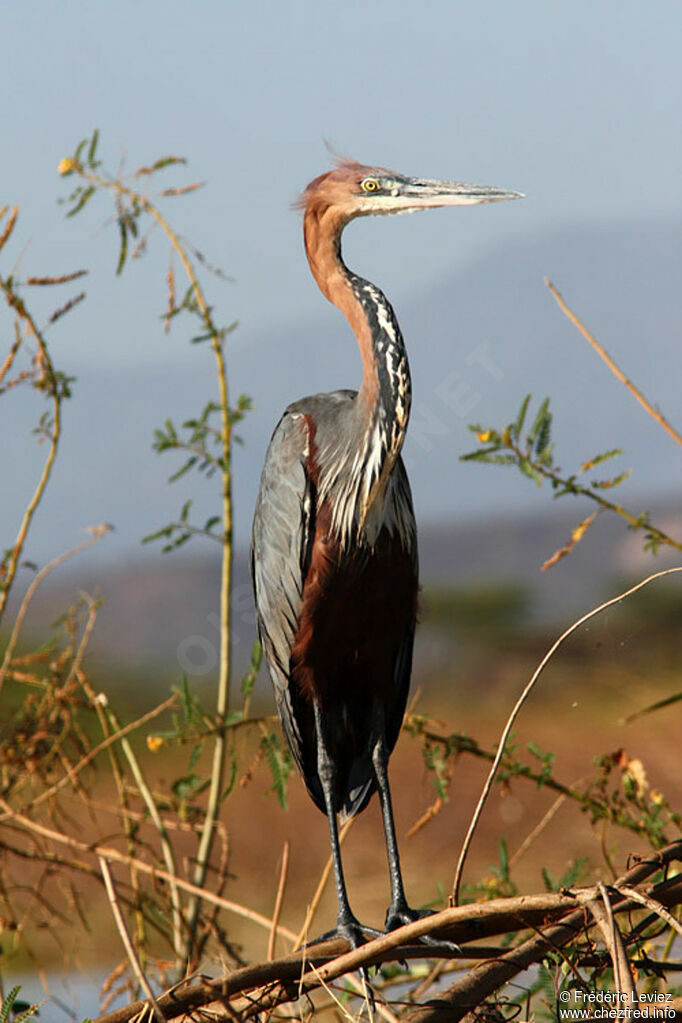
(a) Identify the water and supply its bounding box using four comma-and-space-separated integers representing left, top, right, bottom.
5, 970, 121, 1021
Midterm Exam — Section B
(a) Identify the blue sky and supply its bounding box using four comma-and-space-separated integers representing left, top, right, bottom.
3, 1, 681, 564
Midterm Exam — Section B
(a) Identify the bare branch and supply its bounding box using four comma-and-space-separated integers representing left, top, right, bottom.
99, 856, 168, 1022
268, 839, 290, 961
451, 566, 682, 905
546, 277, 682, 449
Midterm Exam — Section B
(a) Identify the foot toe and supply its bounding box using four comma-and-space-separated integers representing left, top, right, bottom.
384, 905, 460, 953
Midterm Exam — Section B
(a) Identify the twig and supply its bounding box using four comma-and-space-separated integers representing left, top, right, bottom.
63, 155, 235, 965
60, 587, 101, 694
589, 881, 636, 1003
85, 839, 682, 1022
0, 526, 110, 692
546, 277, 682, 449
0, 280, 67, 625
0, 320, 23, 385
451, 565, 682, 905
0, 801, 297, 942
613, 884, 682, 939
306, 960, 368, 1022
500, 433, 682, 553
268, 839, 290, 961
509, 793, 567, 867
13, 692, 179, 814
402, 842, 682, 1023
106, 702, 186, 970
405, 719, 653, 838
99, 856, 167, 1022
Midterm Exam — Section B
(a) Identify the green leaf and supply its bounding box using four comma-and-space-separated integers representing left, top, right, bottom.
74, 137, 88, 163
481, 454, 518, 465
141, 524, 173, 544
517, 457, 542, 485
498, 836, 509, 882
541, 865, 556, 892
156, 156, 186, 172
558, 857, 587, 889
590, 469, 631, 490
223, 710, 244, 728
262, 732, 292, 809
241, 641, 262, 697
512, 394, 531, 441
0, 988, 21, 1023
168, 456, 197, 483
0, 987, 40, 1022
87, 129, 100, 167
220, 756, 238, 802
534, 407, 552, 457
624, 691, 682, 723
460, 446, 506, 463
527, 397, 550, 447
116, 218, 128, 275
175, 675, 204, 725
142, 155, 187, 175
172, 773, 209, 800
527, 741, 555, 784
66, 185, 95, 218
579, 447, 623, 474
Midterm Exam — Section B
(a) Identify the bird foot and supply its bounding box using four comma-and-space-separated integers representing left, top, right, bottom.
384, 905, 461, 954
307, 916, 382, 1002
310, 916, 383, 950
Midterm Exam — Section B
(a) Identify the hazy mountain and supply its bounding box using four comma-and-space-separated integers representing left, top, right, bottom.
9, 499, 680, 695
3, 216, 680, 577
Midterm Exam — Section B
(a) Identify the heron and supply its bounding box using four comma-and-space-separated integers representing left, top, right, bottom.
251, 159, 521, 951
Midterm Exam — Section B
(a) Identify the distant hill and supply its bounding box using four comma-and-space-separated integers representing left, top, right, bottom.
8, 500, 680, 692
3, 216, 680, 699
3, 216, 681, 569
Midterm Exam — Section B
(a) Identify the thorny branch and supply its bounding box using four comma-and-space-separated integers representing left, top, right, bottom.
545, 278, 682, 450
4, 140, 681, 1021
60, 138, 236, 969
451, 566, 682, 905
0, 207, 82, 626
88, 841, 682, 1022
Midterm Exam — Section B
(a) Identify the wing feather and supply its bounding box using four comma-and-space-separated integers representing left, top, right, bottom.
251, 410, 314, 778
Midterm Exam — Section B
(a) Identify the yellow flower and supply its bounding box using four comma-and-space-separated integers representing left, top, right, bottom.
147, 734, 164, 752
58, 157, 76, 176
476, 430, 492, 443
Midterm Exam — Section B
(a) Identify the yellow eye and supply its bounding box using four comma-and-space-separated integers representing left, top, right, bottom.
361, 178, 380, 192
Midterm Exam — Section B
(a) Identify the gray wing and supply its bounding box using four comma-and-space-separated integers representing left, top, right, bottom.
250, 409, 314, 777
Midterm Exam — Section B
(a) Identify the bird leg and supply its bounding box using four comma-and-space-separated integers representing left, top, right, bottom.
371, 706, 460, 953
311, 700, 381, 953
369, 713, 415, 930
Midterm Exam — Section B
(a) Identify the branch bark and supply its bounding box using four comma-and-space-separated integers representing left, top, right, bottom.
90, 840, 682, 1023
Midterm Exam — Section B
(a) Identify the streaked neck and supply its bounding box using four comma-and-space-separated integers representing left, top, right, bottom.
303, 207, 412, 539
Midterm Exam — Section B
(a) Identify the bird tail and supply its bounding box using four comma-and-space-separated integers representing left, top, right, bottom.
338, 766, 375, 824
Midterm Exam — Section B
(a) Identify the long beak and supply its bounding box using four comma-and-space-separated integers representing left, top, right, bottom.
401, 177, 524, 208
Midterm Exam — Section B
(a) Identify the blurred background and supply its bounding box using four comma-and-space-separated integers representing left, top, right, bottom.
3, 0, 681, 664
2, 1, 681, 1013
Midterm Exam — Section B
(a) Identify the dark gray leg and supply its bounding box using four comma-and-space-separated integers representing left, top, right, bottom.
312, 699, 380, 949
371, 704, 460, 951
370, 710, 413, 929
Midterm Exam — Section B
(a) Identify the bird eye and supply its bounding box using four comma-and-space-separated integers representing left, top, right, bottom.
361, 178, 380, 192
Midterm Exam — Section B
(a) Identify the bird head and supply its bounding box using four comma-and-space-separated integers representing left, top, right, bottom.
297, 159, 523, 225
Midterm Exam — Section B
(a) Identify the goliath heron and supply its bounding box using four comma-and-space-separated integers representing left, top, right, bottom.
251, 159, 521, 950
